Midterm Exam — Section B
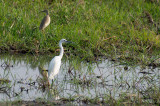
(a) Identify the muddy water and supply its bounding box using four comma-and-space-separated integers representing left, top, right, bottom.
0, 54, 159, 102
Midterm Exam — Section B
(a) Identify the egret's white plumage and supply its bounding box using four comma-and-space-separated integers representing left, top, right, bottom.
48, 39, 69, 80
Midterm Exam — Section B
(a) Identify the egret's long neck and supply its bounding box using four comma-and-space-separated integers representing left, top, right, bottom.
59, 43, 63, 59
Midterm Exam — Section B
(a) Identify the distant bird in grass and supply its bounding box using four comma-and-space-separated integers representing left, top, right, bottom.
39, 10, 50, 31
48, 39, 71, 80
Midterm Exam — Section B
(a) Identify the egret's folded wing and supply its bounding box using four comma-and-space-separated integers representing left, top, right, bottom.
48, 56, 61, 79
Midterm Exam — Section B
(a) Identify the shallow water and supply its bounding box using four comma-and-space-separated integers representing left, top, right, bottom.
0, 54, 159, 102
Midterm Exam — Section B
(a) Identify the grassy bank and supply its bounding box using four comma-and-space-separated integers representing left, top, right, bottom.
0, 0, 160, 65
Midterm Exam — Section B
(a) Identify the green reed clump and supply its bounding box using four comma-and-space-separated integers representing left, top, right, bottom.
0, 0, 160, 65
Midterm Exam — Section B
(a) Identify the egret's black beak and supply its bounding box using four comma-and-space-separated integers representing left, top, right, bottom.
66, 41, 72, 43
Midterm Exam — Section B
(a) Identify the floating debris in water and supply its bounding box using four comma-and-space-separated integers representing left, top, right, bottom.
139, 71, 153, 74
0, 78, 11, 84
124, 66, 128, 70
1, 62, 13, 68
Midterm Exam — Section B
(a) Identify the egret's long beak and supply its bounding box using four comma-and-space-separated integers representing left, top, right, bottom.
66, 41, 72, 43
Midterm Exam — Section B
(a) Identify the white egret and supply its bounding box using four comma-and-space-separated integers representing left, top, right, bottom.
39, 10, 50, 30
48, 39, 70, 80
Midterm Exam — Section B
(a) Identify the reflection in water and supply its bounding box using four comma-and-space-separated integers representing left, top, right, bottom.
37, 66, 60, 100
0, 54, 159, 103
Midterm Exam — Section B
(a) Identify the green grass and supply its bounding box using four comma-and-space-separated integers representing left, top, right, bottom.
0, 0, 160, 65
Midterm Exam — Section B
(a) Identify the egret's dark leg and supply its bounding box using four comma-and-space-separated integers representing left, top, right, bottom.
47, 79, 50, 87
51, 79, 54, 88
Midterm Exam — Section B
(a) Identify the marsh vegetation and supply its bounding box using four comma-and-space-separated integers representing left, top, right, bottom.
0, 54, 159, 105
0, 0, 160, 105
